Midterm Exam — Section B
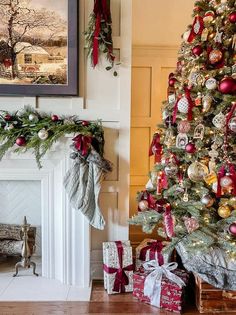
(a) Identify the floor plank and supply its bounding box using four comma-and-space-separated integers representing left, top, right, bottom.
0, 281, 235, 315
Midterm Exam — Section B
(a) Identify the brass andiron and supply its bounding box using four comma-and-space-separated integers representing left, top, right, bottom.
13, 216, 38, 277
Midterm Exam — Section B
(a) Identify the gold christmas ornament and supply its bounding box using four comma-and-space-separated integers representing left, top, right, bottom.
187, 161, 209, 182
218, 205, 231, 218
209, 49, 223, 64
202, 94, 213, 113
204, 172, 217, 185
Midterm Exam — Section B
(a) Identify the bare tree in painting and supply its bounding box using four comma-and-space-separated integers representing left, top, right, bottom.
0, 0, 66, 79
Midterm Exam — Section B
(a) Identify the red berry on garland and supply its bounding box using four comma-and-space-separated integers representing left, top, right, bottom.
51, 115, 59, 122
192, 45, 203, 56
82, 120, 90, 127
169, 77, 177, 87
229, 223, 236, 237
4, 114, 12, 121
219, 77, 236, 94
229, 12, 236, 23
16, 136, 26, 146
185, 143, 196, 153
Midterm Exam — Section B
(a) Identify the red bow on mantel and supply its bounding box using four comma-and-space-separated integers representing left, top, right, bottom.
103, 241, 134, 293
72, 134, 92, 156
139, 241, 164, 265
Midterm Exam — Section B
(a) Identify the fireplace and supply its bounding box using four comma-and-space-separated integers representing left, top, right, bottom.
0, 138, 91, 290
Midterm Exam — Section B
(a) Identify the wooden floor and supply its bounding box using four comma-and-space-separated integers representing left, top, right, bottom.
0, 281, 235, 315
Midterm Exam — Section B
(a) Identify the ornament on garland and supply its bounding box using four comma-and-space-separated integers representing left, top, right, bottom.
51, 115, 59, 122
4, 124, 14, 131
16, 136, 26, 147
84, 0, 116, 74
38, 128, 49, 141
29, 113, 38, 122
4, 114, 12, 121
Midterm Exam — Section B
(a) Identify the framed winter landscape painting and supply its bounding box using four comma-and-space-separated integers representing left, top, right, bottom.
0, 0, 78, 96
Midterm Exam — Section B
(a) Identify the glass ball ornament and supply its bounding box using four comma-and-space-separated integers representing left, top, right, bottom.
229, 117, 236, 133
229, 12, 236, 24
177, 96, 189, 114
16, 136, 26, 147
138, 200, 149, 212
38, 128, 49, 140
220, 175, 233, 188
205, 78, 217, 90
164, 163, 178, 177
187, 161, 209, 182
185, 143, 196, 154
209, 49, 223, 64
218, 205, 231, 218
229, 223, 236, 237
201, 195, 214, 207
177, 120, 191, 133
219, 77, 236, 94
28, 113, 39, 122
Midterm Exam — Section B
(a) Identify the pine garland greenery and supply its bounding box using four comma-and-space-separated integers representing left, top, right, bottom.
0, 107, 105, 169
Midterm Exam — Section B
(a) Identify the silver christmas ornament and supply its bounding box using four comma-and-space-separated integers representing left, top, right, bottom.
164, 163, 178, 177
220, 175, 233, 188
38, 128, 49, 140
212, 112, 226, 129
178, 96, 189, 114
229, 117, 236, 133
29, 113, 39, 122
187, 161, 209, 182
138, 200, 149, 211
201, 195, 214, 207
205, 78, 217, 90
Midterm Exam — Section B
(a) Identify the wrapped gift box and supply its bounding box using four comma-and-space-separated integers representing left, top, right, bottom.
133, 265, 188, 313
135, 238, 170, 270
103, 241, 133, 294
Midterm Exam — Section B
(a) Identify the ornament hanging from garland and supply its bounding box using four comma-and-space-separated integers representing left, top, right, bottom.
0, 107, 105, 169
84, 0, 117, 75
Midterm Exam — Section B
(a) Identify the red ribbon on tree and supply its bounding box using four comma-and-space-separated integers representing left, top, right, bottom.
163, 203, 175, 238
172, 95, 181, 124
139, 241, 164, 265
92, 0, 114, 67
217, 163, 236, 197
103, 241, 133, 293
187, 15, 204, 43
149, 133, 163, 163
72, 134, 92, 156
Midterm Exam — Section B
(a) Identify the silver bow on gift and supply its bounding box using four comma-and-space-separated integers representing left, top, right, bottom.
143, 260, 186, 308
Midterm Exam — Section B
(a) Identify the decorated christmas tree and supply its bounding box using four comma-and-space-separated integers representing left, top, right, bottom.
129, 0, 236, 267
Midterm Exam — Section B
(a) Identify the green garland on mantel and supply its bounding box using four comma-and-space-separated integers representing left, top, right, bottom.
0, 107, 105, 169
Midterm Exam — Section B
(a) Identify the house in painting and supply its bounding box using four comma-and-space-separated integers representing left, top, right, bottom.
15, 42, 50, 66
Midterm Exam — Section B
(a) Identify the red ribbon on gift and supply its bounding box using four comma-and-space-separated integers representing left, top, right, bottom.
217, 163, 236, 197
187, 15, 204, 43
139, 241, 164, 265
149, 133, 163, 163
103, 241, 133, 293
72, 134, 92, 156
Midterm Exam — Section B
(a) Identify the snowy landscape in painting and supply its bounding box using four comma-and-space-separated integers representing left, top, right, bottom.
0, 0, 68, 85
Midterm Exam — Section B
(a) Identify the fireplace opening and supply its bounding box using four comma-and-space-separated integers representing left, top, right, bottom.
0, 180, 42, 276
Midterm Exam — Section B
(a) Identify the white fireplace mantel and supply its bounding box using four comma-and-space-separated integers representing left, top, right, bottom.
0, 139, 91, 293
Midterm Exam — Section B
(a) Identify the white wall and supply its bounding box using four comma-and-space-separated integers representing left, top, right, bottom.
0, 0, 132, 279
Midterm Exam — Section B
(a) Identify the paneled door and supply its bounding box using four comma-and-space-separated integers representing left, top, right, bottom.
130, 46, 178, 245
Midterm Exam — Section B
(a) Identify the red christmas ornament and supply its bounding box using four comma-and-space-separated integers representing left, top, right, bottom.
185, 143, 196, 153
229, 12, 236, 23
219, 77, 236, 94
229, 223, 236, 237
169, 77, 177, 87
4, 114, 12, 121
82, 120, 90, 127
192, 45, 203, 56
51, 115, 59, 122
16, 136, 26, 147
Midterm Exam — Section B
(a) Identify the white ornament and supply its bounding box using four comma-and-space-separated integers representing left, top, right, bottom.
29, 113, 38, 122
138, 200, 149, 211
205, 78, 217, 90
229, 117, 236, 133
38, 128, 49, 140
146, 179, 155, 191
212, 112, 226, 129
176, 133, 188, 149
214, 28, 223, 44
178, 96, 189, 114
194, 124, 205, 140
183, 30, 191, 42
168, 94, 176, 104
